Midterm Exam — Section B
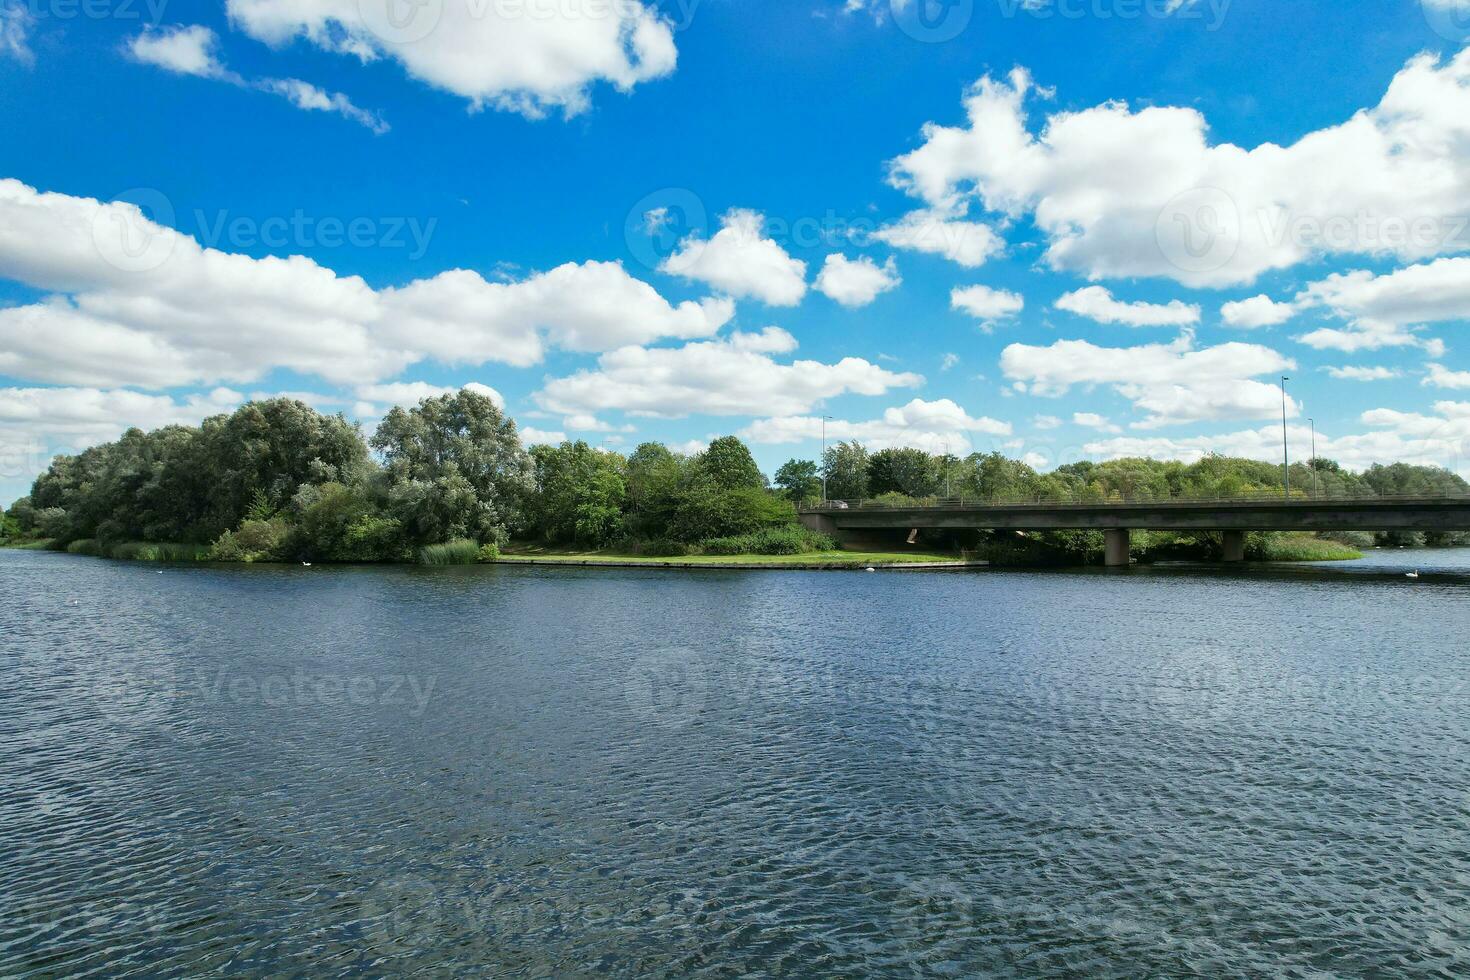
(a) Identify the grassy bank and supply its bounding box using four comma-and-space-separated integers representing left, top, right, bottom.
1251, 533, 1362, 562
500, 545, 967, 567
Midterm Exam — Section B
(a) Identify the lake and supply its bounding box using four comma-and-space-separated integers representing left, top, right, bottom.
3, 548, 1469, 976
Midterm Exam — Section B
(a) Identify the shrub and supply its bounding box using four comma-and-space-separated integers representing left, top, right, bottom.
701, 526, 837, 555
110, 541, 211, 561
420, 539, 480, 565
210, 518, 291, 562
636, 539, 693, 557
66, 538, 103, 556
476, 542, 500, 563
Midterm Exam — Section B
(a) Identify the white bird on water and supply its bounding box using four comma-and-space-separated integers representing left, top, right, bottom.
302, 562, 312, 567
1406, 570, 1420, 579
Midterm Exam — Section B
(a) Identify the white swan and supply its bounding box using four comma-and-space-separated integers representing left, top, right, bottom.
1406, 570, 1419, 579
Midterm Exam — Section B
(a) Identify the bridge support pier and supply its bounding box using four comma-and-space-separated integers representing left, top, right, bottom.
1222, 530, 1246, 563
1104, 528, 1131, 567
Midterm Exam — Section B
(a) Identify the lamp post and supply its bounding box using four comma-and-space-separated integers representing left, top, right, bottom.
1280, 376, 1291, 498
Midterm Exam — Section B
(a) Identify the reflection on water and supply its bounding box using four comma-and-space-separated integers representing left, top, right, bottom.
3, 549, 1469, 976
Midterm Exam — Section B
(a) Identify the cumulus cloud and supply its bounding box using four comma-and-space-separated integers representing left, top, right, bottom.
1055, 286, 1199, 327
0, 179, 730, 388
814, 254, 900, 307
225, 0, 677, 118
0, 386, 244, 494
888, 52, 1470, 287
1221, 295, 1297, 329
354, 380, 505, 413
951, 284, 1024, 328
1072, 412, 1121, 433
741, 397, 1011, 455
1325, 366, 1401, 381
1293, 257, 1470, 354
534, 327, 922, 419
869, 206, 1004, 268
660, 209, 808, 306
1425, 363, 1470, 390
1001, 332, 1297, 428
519, 427, 568, 446
129, 25, 388, 133
1086, 403, 1470, 475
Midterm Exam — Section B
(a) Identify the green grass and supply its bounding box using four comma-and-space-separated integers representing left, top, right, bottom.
107, 541, 211, 561
420, 539, 481, 565
500, 545, 966, 567
4, 538, 54, 550
1251, 533, 1363, 562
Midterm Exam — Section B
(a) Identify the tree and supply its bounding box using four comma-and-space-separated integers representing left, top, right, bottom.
623, 442, 686, 538
524, 441, 627, 546
822, 441, 869, 500
372, 388, 534, 546
774, 459, 822, 503
695, 436, 766, 490
867, 447, 939, 497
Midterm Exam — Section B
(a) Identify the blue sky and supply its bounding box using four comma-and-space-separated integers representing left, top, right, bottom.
3, 0, 1470, 504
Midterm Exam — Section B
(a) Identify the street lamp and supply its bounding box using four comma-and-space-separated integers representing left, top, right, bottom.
1280, 376, 1291, 498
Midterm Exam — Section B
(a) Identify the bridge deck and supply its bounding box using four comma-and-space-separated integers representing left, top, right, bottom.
801, 495, 1470, 532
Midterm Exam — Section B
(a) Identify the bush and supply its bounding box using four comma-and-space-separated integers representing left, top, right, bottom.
701, 526, 837, 555
635, 538, 693, 557
210, 518, 290, 562
668, 487, 794, 543
477, 542, 500, 563
110, 541, 211, 561
420, 539, 480, 565
66, 538, 103, 556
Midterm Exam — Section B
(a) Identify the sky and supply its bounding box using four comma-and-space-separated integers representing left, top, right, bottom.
3, 0, 1470, 504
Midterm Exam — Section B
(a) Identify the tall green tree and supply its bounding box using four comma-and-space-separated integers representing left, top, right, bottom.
867, 447, 939, 497
822, 441, 869, 500
525, 441, 627, 546
372, 389, 534, 545
774, 459, 822, 503
696, 436, 766, 490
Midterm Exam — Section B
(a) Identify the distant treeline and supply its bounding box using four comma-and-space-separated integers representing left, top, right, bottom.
2, 392, 1467, 562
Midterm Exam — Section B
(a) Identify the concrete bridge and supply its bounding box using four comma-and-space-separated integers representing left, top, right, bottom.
799, 495, 1470, 566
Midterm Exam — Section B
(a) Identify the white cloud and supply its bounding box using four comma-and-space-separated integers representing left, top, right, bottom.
519, 427, 568, 446
1, 1, 32, 65
1425, 363, 1470, 389
1325, 365, 1401, 381
1296, 256, 1470, 340
1086, 404, 1470, 474
1055, 286, 1199, 327
225, 0, 677, 118
129, 25, 228, 78
941, 353, 959, 371
0, 179, 728, 388
354, 380, 506, 413
951, 284, 1023, 328
257, 77, 389, 134
129, 25, 388, 133
1033, 414, 1062, 430
1001, 332, 1297, 428
888, 52, 1470, 287
660, 209, 808, 306
1221, 295, 1296, 329
741, 397, 1011, 455
1072, 412, 1121, 433
0, 386, 244, 494
814, 254, 900, 307
535, 327, 922, 419
870, 207, 1004, 268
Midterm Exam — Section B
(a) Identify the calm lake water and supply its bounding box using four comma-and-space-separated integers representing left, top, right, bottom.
3, 548, 1470, 977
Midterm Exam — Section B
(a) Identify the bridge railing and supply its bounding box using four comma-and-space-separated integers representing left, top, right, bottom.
804, 489, 1470, 512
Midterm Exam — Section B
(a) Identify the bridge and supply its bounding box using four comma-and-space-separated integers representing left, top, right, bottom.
799, 493, 1470, 566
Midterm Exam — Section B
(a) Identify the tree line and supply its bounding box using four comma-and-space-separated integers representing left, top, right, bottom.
2, 392, 1466, 561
